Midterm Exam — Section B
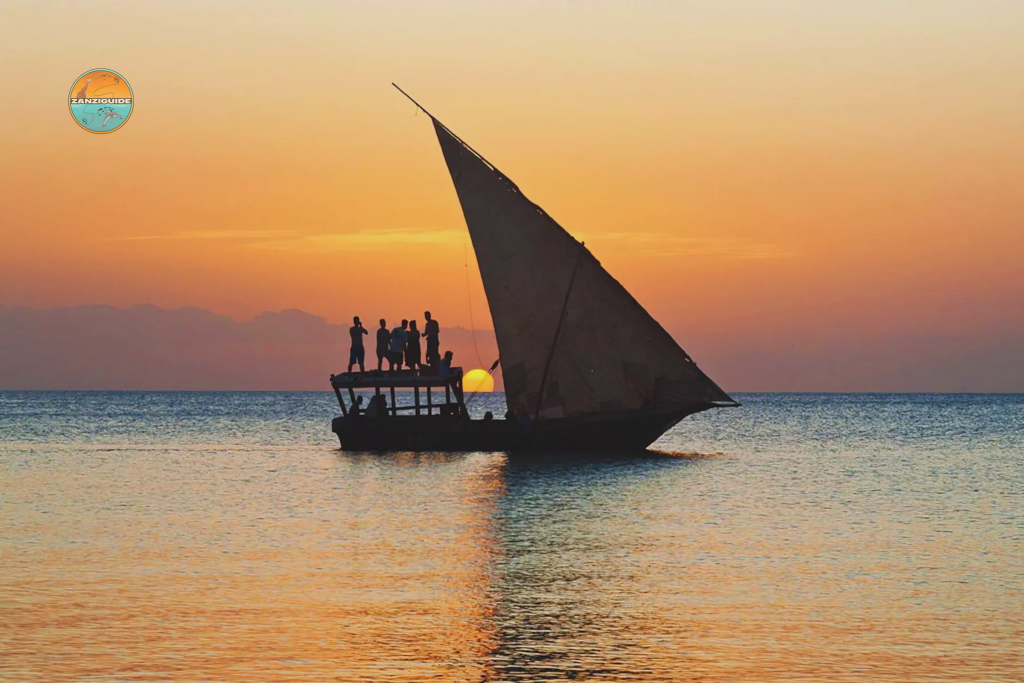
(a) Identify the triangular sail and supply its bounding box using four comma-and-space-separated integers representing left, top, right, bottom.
430, 117, 735, 420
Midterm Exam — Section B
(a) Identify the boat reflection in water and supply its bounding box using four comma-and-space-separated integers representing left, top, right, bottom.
479, 452, 699, 681
323, 449, 703, 681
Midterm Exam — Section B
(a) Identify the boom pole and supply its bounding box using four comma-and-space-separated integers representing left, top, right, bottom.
392, 83, 434, 119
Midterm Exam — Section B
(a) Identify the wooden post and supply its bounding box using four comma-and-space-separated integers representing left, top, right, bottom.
426, 386, 432, 415
333, 386, 348, 417
452, 374, 466, 416
414, 387, 420, 416
390, 385, 397, 417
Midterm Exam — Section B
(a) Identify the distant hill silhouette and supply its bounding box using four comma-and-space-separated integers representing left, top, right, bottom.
0, 304, 500, 390
0, 304, 1021, 392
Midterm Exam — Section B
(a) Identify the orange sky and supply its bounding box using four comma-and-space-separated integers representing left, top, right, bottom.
2, 1, 1023, 388
71, 72, 132, 99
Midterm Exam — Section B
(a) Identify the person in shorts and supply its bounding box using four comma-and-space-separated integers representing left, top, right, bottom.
375, 319, 390, 371
389, 319, 408, 371
348, 316, 368, 372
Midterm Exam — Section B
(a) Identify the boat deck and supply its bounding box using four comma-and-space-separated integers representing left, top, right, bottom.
329, 367, 467, 419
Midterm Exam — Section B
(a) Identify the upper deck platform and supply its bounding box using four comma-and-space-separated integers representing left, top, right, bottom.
330, 367, 464, 390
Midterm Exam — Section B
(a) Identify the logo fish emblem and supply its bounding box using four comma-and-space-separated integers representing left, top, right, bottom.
100, 110, 122, 128
69, 69, 133, 134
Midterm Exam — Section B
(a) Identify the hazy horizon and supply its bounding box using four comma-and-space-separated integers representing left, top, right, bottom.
3, 302, 1022, 393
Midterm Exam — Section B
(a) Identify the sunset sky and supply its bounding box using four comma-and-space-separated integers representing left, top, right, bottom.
71, 72, 132, 100
2, 1, 1023, 389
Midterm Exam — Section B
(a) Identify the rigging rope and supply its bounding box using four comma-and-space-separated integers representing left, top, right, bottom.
464, 243, 486, 370
463, 357, 501, 406
461, 242, 496, 408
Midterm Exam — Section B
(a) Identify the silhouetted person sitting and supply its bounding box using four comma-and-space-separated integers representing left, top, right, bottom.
406, 320, 422, 371
439, 350, 454, 378
375, 319, 390, 371
349, 395, 364, 417
423, 311, 440, 368
348, 316, 368, 373
365, 394, 388, 418
389, 319, 408, 371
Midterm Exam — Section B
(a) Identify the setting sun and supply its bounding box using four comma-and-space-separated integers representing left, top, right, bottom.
463, 368, 494, 393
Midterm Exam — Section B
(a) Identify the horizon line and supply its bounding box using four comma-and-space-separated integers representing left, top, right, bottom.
2, 389, 1022, 396
0, 301, 496, 331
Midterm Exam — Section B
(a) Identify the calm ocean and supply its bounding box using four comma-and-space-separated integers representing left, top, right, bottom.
68, 103, 132, 133
2, 392, 1022, 681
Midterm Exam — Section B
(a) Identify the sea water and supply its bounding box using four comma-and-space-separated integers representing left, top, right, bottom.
69, 103, 132, 133
1, 392, 1022, 681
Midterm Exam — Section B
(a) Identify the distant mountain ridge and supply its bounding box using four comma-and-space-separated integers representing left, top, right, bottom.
0, 304, 500, 390
1, 304, 1022, 392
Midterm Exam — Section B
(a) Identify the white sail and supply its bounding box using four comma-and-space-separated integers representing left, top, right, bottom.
432, 118, 735, 420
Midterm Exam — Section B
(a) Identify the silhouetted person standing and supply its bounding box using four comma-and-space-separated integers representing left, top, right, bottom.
406, 320, 422, 371
424, 311, 440, 368
375, 319, 390, 371
348, 316, 368, 373
389, 319, 408, 371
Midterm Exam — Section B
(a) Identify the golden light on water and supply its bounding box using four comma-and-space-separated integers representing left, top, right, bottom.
464, 368, 495, 393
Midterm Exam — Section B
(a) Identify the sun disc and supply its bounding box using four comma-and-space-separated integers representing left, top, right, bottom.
463, 368, 495, 393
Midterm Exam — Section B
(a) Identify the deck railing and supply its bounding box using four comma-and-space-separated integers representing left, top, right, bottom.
329, 368, 465, 418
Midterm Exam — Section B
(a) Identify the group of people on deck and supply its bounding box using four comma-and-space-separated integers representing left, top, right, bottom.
347, 311, 452, 376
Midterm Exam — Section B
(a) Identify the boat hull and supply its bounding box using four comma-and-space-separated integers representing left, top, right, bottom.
332, 405, 716, 453
332, 415, 513, 452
